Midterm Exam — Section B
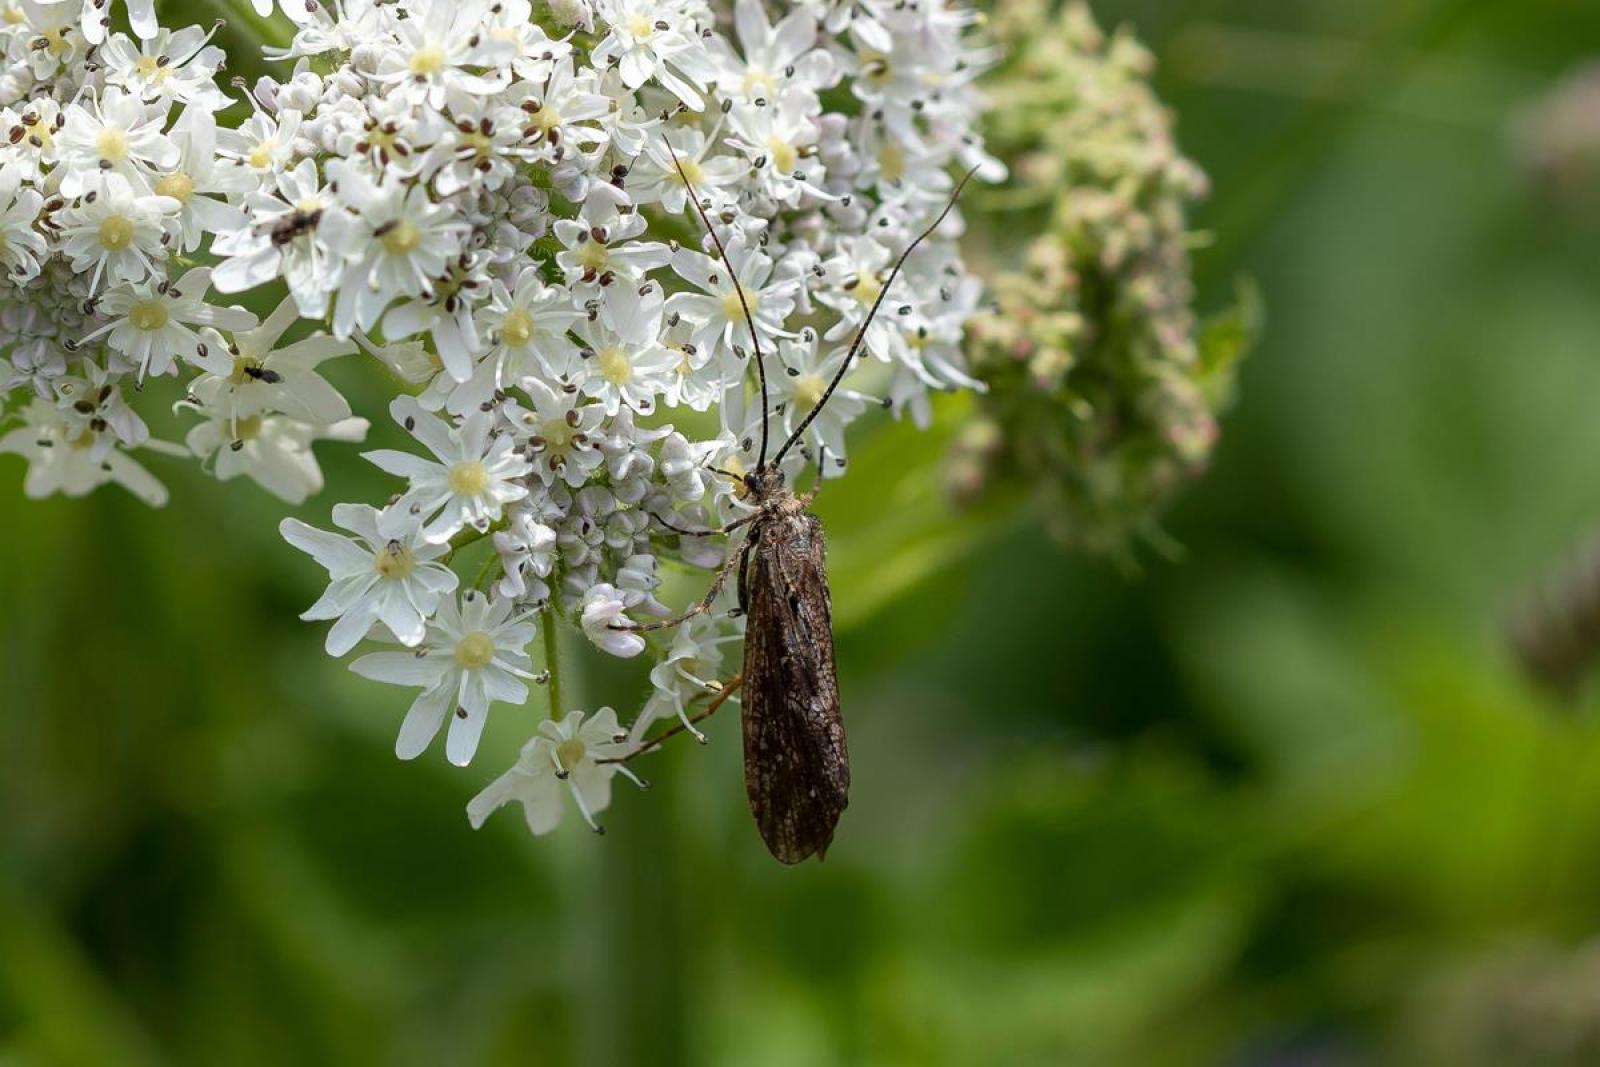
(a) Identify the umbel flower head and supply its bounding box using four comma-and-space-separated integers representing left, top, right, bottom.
0, 0, 1002, 840
952, 0, 1256, 556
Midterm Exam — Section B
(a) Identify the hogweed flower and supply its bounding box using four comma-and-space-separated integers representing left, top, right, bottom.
953, 1, 1255, 555
0, 0, 1237, 843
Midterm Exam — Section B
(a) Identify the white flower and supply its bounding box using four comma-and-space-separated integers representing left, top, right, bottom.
510, 377, 606, 488
628, 127, 743, 214
149, 106, 252, 254
579, 582, 645, 657
187, 295, 356, 427
725, 92, 829, 205
573, 280, 677, 417
80, 267, 257, 380
507, 57, 613, 163
493, 510, 558, 601
54, 173, 179, 291
372, 0, 508, 109
592, 0, 714, 109
210, 159, 350, 318
380, 254, 491, 383
54, 88, 178, 197
0, 99, 62, 184
639, 614, 733, 739
769, 328, 868, 470
219, 109, 303, 178
351, 589, 538, 765
446, 267, 582, 414
185, 409, 368, 504
0, 396, 169, 505
714, 0, 836, 108
0, 0, 1002, 843
329, 165, 470, 337
666, 236, 795, 359
0, 168, 47, 282
467, 708, 633, 834
99, 26, 229, 108
364, 395, 532, 543
280, 502, 459, 655
553, 183, 669, 291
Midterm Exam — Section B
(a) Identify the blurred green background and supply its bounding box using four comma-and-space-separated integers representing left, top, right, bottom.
7, 0, 1600, 1063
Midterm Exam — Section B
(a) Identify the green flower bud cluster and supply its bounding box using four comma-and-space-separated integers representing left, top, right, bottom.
954, 0, 1255, 556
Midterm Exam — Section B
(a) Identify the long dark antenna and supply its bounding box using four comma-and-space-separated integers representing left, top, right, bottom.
772, 166, 980, 468
667, 145, 772, 469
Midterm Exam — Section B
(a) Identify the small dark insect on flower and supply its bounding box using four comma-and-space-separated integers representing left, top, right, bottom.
269, 207, 322, 247
603, 146, 977, 864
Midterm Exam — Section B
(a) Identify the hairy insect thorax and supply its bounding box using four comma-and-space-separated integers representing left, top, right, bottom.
743, 466, 792, 510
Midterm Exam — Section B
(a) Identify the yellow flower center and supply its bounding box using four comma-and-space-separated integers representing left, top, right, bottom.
97, 215, 135, 251
380, 219, 422, 255
576, 239, 608, 272
530, 106, 562, 135
22, 116, 52, 149
555, 737, 587, 772
626, 14, 654, 39
742, 69, 776, 98
720, 285, 757, 324
374, 542, 417, 579
246, 140, 276, 169
128, 300, 168, 331
453, 630, 496, 669
41, 27, 68, 55
540, 416, 574, 453
674, 155, 704, 186
95, 127, 129, 163
851, 269, 882, 307
462, 129, 493, 160
861, 49, 892, 85
2, 6, 25, 25
447, 460, 490, 496
409, 45, 446, 75
792, 373, 827, 413
597, 347, 632, 386
878, 145, 905, 182
232, 414, 263, 441
767, 136, 798, 174
500, 309, 534, 347
153, 172, 193, 203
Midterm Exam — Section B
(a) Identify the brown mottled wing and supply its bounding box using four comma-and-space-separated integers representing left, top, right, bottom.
741, 512, 850, 864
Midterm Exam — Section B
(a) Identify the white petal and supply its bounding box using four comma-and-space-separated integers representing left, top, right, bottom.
280, 518, 370, 574
395, 682, 454, 760
350, 650, 448, 686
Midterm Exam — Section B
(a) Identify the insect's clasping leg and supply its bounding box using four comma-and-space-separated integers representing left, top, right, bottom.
799, 446, 828, 509
598, 674, 745, 765
613, 538, 747, 633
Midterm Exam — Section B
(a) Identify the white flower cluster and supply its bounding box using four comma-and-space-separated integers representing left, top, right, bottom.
0, 0, 995, 836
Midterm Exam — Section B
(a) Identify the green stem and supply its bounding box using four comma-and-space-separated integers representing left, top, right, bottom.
541, 602, 562, 719
471, 551, 501, 592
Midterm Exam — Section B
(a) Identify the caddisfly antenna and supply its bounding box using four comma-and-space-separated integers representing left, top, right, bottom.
771, 165, 981, 468
666, 143, 772, 470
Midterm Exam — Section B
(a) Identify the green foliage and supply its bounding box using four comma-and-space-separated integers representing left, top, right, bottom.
6, 0, 1600, 1064
955, 0, 1255, 558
